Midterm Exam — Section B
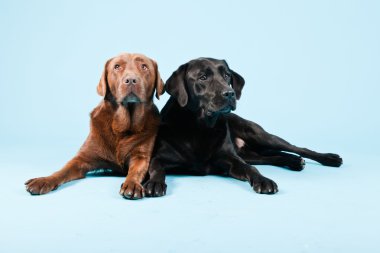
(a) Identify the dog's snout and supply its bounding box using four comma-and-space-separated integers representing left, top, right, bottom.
124, 75, 140, 85
125, 78, 137, 84
222, 90, 235, 99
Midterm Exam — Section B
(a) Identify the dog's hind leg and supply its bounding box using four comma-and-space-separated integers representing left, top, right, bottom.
238, 148, 306, 171
227, 113, 343, 167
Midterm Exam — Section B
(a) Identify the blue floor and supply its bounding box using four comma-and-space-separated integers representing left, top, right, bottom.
1, 147, 378, 252
1, 1, 379, 252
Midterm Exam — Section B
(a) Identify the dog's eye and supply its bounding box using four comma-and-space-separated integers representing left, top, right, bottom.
142, 64, 148, 71
224, 73, 231, 79
199, 75, 207, 81
114, 64, 120, 70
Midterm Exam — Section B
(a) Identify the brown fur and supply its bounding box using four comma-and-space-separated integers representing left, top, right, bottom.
25, 53, 164, 199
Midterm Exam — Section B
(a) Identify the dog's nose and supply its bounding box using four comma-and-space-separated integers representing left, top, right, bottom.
222, 90, 235, 99
124, 75, 140, 85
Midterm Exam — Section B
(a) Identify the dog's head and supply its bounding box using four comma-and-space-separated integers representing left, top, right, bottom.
97, 53, 164, 105
166, 58, 245, 119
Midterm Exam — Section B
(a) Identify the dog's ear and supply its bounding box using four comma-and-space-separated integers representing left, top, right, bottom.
151, 59, 165, 99
165, 63, 188, 107
97, 59, 112, 97
230, 69, 245, 100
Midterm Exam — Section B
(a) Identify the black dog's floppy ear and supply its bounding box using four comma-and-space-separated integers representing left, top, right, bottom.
165, 63, 188, 107
230, 69, 245, 100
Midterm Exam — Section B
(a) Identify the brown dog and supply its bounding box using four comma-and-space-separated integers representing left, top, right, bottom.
25, 53, 164, 199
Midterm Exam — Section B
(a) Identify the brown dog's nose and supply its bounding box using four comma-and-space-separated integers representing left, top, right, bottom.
222, 90, 235, 99
124, 75, 140, 85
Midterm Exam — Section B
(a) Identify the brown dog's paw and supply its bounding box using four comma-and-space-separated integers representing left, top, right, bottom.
250, 176, 278, 194
144, 180, 167, 197
120, 180, 145, 200
25, 177, 59, 195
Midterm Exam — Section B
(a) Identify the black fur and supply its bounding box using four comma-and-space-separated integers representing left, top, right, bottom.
144, 58, 342, 197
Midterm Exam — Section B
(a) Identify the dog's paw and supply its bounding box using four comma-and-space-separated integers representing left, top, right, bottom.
119, 180, 144, 200
25, 177, 58, 195
286, 156, 306, 171
250, 176, 278, 194
144, 180, 167, 197
319, 153, 343, 167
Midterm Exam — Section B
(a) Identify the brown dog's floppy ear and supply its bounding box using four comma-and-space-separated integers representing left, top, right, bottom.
97, 59, 111, 97
165, 63, 188, 107
151, 60, 164, 99
230, 69, 245, 100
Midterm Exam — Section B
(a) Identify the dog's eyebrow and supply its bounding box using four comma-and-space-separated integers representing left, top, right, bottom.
217, 65, 229, 74
134, 57, 145, 62
201, 67, 213, 75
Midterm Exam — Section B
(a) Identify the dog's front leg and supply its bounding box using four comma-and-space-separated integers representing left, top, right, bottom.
118, 134, 155, 200
25, 155, 96, 195
214, 155, 278, 194
144, 156, 167, 197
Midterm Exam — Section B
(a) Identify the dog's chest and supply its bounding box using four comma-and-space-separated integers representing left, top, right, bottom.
181, 126, 228, 162
194, 129, 222, 149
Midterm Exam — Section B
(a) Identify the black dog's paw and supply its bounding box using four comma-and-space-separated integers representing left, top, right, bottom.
319, 153, 343, 167
251, 176, 278, 194
144, 180, 167, 197
119, 180, 145, 200
286, 156, 306, 171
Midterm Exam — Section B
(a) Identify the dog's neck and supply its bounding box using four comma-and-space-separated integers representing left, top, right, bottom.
108, 101, 153, 134
162, 97, 225, 129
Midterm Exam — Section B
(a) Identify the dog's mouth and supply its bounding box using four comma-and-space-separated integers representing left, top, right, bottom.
205, 105, 234, 117
121, 93, 141, 105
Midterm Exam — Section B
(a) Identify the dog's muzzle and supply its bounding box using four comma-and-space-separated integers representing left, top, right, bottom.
206, 104, 235, 116
122, 93, 141, 105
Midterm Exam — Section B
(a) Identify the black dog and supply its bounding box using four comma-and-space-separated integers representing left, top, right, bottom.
144, 58, 342, 196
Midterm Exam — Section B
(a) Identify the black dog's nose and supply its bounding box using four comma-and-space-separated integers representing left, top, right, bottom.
222, 90, 235, 99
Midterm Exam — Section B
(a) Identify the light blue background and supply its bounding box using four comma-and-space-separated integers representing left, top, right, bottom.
1, 1, 379, 252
